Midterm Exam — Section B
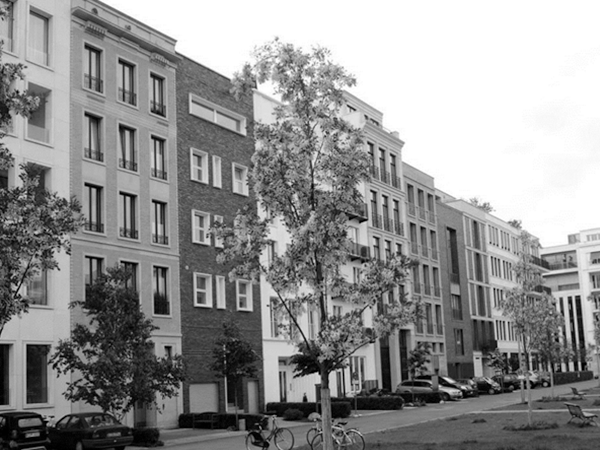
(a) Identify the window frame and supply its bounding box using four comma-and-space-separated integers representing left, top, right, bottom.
83, 42, 104, 94
150, 135, 167, 181
83, 182, 104, 234
232, 163, 248, 196
151, 200, 168, 246
0, 0, 15, 54
149, 72, 166, 117
27, 8, 50, 67
117, 57, 137, 107
236, 279, 253, 312
189, 93, 247, 136
119, 191, 138, 240
83, 112, 104, 163
26, 82, 51, 145
152, 265, 170, 316
212, 155, 222, 188
25, 343, 50, 405
190, 148, 208, 184
118, 123, 138, 172
193, 272, 212, 308
191, 210, 210, 245
215, 275, 226, 309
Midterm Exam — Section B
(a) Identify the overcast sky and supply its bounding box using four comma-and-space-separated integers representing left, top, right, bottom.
106, 0, 599, 247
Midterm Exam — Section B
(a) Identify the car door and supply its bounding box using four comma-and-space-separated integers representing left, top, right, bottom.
52, 415, 82, 450
412, 381, 433, 394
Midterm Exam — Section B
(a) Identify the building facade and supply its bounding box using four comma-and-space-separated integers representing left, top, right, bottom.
70, 0, 182, 428
176, 55, 263, 415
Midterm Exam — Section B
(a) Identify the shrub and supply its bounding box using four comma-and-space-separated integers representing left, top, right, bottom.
537, 396, 567, 403
336, 396, 404, 410
397, 392, 441, 404
132, 427, 162, 447
265, 401, 351, 418
553, 371, 593, 385
282, 408, 304, 421
178, 413, 266, 430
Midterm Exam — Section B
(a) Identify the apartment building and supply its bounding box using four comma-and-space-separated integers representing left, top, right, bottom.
403, 164, 446, 376
541, 228, 600, 373
70, 0, 181, 427
0, 0, 72, 417
176, 55, 263, 415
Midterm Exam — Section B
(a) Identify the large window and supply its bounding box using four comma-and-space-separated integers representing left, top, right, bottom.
84, 183, 103, 233
26, 344, 49, 404
0, 345, 9, 406
28, 10, 49, 66
153, 266, 169, 316
232, 163, 248, 195
121, 261, 138, 293
84, 113, 103, 162
454, 329, 464, 356
84, 45, 103, 93
27, 83, 51, 143
192, 210, 210, 245
151, 136, 166, 180
190, 148, 208, 183
119, 192, 137, 239
215, 275, 226, 309
189, 94, 246, 135
25, 270, 47, 306
84, 256, 103, 299
118, 59, 136, 106
193, 273, 212, 308
118, 125, 137, 171
270, 298, 280, 338
150, 73, 166, 116
0, 1, 14, 52
236, 280, 252, 311
152, 200, 168, 245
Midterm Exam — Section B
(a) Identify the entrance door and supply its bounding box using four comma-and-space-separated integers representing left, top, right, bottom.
279, 371, 287, 402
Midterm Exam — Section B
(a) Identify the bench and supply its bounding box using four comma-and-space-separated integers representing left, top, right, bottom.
570, 387, 586, 399
192, 412, 219, 429
564, 402, 598, 427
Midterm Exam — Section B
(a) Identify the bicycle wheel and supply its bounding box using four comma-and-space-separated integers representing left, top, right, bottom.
245, 433, 256, 450
307, 426, 319, 445
342, 430, 365, 450
310, 432, 324, 450
274, 427, 295, 450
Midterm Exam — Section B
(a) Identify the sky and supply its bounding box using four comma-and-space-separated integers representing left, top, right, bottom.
106, 0, 599, 247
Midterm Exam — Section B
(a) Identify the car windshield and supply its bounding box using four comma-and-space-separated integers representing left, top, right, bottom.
85, 415, 119, 428
18, 417, 43, 428
442, 376, 459, 384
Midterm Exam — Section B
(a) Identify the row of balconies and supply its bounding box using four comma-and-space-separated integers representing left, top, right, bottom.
412, 283, 442, 298
371, 213, 405, 236
407, 202, 436, 224
369, 165, 401, 189
409, 242, 439, 261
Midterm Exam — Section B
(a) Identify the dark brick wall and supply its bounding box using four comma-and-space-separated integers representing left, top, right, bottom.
436, 201, 475, 378
176, 55, 263, 413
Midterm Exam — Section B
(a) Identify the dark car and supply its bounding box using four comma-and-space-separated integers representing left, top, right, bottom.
396, 379, 463, 401
492, 373, 533, 392
0, 411, 50, 450
417, 375, 479, 398
48, 412, 133, 450
471, 376, 502, 395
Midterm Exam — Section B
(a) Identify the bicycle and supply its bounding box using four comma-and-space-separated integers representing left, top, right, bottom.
245, 415, 295, 450
310, 420, 365, 450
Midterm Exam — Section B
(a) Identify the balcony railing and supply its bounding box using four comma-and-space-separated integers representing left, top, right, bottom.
407, 203, 416, 217
558, 283, 580, 291
84, 74, 103, 93
348, 242, 370, 261
431, 248, 438, 261
424, 284, 431, 296
421, 245, 428, 258
152, 234, 169, 245
85, 221, 104, 233
27, 123, 50, 143
371, 214, 382, 229
120, 227, 138, 239
426, 323, 434, 335
394, 221, 404, 236
151, 100, 166, 117
151, 168, 167, 180
119, 158, 138, 172
383, 216, 393, 232
346, 203, 368, 222
410, 242, 419, 255
418, 207, 427, 220
528, 254, 550, 270
369, 165, 379, 180
118, 87, 137, 106
548, 261, 578, 270
416, 320, 424, 334
84, 147, 104, 162
380, 170, 390, 184
428, 210, 436, 224
413, 282, 422, 294
436, 323, 444, 335
434, 286, 441, 297
153, 294, 170, 315
391, 175, 401, 189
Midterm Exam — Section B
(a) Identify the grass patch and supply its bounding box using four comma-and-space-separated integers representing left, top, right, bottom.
503, 421, 559, 431
537, 396, 567, 402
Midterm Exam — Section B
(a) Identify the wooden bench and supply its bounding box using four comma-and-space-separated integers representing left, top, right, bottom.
570, 387, 586, 399
192, 412, 219, 429
564, 402, 598, 427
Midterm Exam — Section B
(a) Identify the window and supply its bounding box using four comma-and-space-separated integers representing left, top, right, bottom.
119, 125, 137, 171
27, 83, 51, 143
118, 59, 136, 105
84, 45, 103, 93
212, 155, 222, 188
270, 298, 280, 338
189, 94, 247, 135
26, 344, 49, 404
0, 344, 9, 405
190, 148, 208, 183
25, 270, 47, 306
151, 136, 167, 180
153, 266, 169, 315
84, 183, 103, 233
152, 200, 168, 245
435, 305, 443, 335
232, 164, 248, 195
121, 261, 138, 292
352, 267, 360, 285
28, 10, 49, 66
384, 240, 392, 261
215, 275, 226, 309
84, 113, 103, 162
451, 294, 462, 320
150, 73, 166, 116
213, 215, 223, 248
192, 210, 210, 245
84, 256, 103, 292
333, 305, 342, 317
193, 273, 212, 308
372, 236, 381, 260
0, 1, 14, 52
454, 329, 464, 356
119, 192, 138, 239
236, 280, 252, 311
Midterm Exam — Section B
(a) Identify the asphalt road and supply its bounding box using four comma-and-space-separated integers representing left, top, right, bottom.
165, 378, 599, 450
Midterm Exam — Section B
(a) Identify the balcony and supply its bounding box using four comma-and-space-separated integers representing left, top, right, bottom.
383, 216, 393, 232
84, 147, 104, 162
151, 168, 168, 180
418, 207, 427, 221
349, 242, 370, 262
119, 227, 138, 239
532, 285, 552, 295
151, 100, 166, 117
529, 254, 550, 270
371, 214, 382, 229
85, 221, 104, 233
407, 203, 416, 217
152, 234, 169, 245
369, 165, 379, 180
380, 170, 390, 184
410, 242, 419, 255
84, 74, 103, 93
427, 210, 436, 224
548, 261, 578, 270
394, 221, 404, 237
119, 158, 138, 172
346, 203, 368, 223
118, 88, 137, 106
391, 175, 401, 189
424, 284, 431, 296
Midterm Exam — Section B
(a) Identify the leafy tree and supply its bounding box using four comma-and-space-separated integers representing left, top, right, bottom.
500, 230, 554, 425
0, 18, 83, 335
468, 197, 494, 213
508, 219, 522, 229
220, 39, 419, 449
487, 348, 507, 375
50, 266, 185, 421
408, 342, 431, 379
588, 294, 600, 385
210, 319, 260, 428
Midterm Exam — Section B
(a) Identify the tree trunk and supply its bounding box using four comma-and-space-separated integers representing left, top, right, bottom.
525, 371, 532, 427
550, 369, 555, 398
320, 369, 334, 450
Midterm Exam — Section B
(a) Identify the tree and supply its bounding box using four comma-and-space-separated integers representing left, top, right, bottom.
210, 319, 260, 429
468, 197, 494, 213
508, 219, 522, 229
0, 17, 84, 335
408, 342, 431, 379
220, 39, 419, 450
500, 230, 555, 425
50, 266, 185, 421
487, 349, 507, 375
588, 293, 600, 385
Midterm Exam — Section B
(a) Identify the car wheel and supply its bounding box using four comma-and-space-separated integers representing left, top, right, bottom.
75, 441, 84, 450
542, 381, 549, 387
508, 385, 515, 392
488, 388, 495, 395
441, 393, 450, 402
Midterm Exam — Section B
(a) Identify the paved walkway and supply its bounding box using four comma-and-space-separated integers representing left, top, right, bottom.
141, 378, 600, 448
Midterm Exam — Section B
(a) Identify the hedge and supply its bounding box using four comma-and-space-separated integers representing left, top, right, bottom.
178, 413, 267, 430
331, 396, 404, 410
132, 427, 162, 447
397, 392, 441, 404
265, 401, 351, 418
553, 371, 593, 385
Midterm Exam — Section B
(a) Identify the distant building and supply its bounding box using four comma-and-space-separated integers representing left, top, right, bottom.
541, 228, 600, 373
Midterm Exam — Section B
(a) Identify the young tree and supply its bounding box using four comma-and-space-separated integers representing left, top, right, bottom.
487, 349, 507, 374
408, 342, 431, 379
50, 266, 185, 421
220, 39, 419, 450
500, 230, 554, 425
468, 197, 494, 213
210, 319, 260, 429
588, 294, 600, 386
0, 18, 83, 335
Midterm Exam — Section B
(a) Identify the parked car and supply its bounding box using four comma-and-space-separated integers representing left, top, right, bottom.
535, 371, 551, 387
471, 376, 502, 395
0, 411, 50, 450
416, 375, 479, 398
396, 379, 463, 401
48, 412, 133, 450
492, 373, 534, 391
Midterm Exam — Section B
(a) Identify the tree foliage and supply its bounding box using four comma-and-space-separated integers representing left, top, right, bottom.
487, 348, 508, 374
50, 266, 185, 420
219, 38, 419, 449
468, 197, 494, 213
210, 318, 260, 383
0, 23, 84, 335
408, 342, 431, 378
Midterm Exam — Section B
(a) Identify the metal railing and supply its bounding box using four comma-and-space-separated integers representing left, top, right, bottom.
118, 88, 137, 105
84, 147, 104, 162
151, 168, 167, 180
119, 158, 138, 172
85, 221, 104, 233
119, 227, 138, 239
152, 234, 169, 245
84, 74, 103, 93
